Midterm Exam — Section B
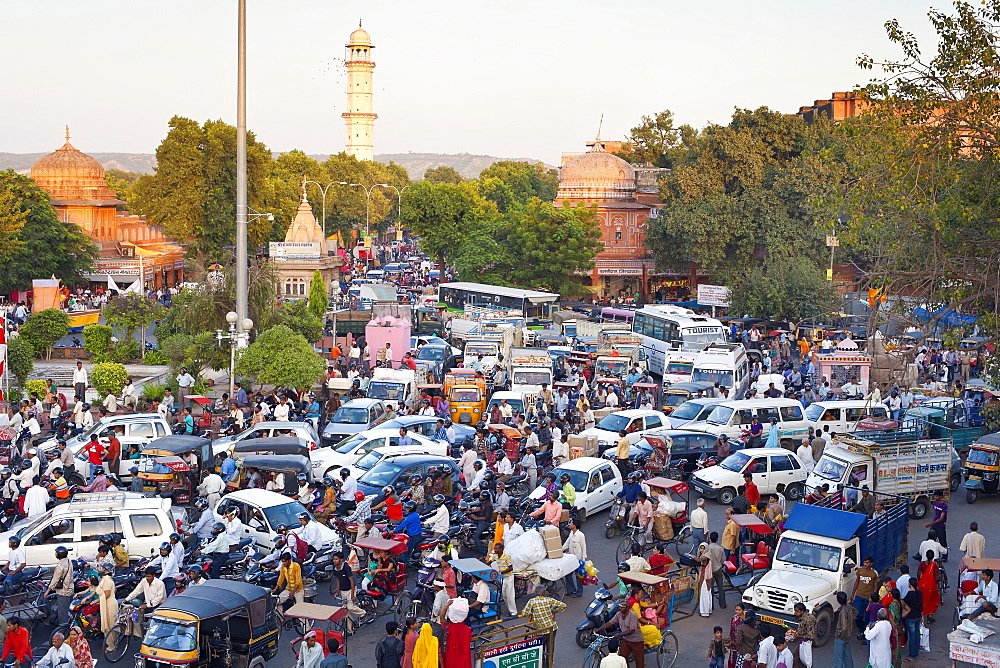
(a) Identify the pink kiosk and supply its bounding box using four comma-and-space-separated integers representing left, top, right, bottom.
815, 338, 872, 395
365, 300, 411, 368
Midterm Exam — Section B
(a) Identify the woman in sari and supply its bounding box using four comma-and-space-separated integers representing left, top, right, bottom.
443, 603, 473, 667
97, 568, 118, 634
696, 542, 714, 617
401, 617, 420, 668
917, 550, 942, 622
727, 604, 747, 668
887, 587, 905, 668
68, 625, 95, 668
411, 623, 441, 668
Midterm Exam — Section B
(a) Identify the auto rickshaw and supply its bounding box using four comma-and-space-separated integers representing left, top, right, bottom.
231, 437, 311, 460
659, 381, 715, 414
631, 382, 660, 410
240, 454, 313, 496
964, 434, 1000, 503
444, 369, 487, 425
136, 580, 279, 668
136, 435, 213, 504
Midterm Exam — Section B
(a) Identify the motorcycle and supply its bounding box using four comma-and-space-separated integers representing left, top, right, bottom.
575, 584, 621, 648
604, 497, 630, 539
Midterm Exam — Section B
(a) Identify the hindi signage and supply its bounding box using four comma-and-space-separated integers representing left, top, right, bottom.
269, 242, 322, 260
697, 284, 730, 307
481, 636, 545, 668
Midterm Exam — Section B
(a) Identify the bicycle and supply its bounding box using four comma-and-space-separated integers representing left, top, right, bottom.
103, 603, 147, 663
617, 523, 692, 562
583, 629, 678, 668
274, 594, 309, 637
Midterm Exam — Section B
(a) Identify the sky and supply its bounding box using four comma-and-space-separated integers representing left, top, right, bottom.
1, 0, 940, 165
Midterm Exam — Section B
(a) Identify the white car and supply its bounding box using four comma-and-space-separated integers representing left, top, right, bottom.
212, 421, 320, 456
578, 409, 669, 453
689, 447, 807, 505
311, 429, 448, 480
216, 489, 342, 555
528, 456, 623, 522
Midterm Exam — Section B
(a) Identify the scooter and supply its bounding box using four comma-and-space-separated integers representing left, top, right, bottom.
575, 584, 621, 648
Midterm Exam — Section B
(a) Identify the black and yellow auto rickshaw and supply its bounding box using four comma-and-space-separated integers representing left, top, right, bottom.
137, 580, 279, 668
964, 433, 1000, 504
136, 435, 213, 504
240, 454, 312, 496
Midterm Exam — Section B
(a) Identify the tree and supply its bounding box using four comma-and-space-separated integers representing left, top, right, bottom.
0, 170, 98, 293
20, 309, 69, 360
0, 185, 26, 257
258, 301, 324, 344
619, 110, 698, 167
91, 362, 128, 396
307, 270, 327, 318
478, 161, 558, 205
424, 166, 464, 184
104, 169, 142, 211
6, 337, 34, 399
401, 181, 499, 274
83, 324, 113, 358
235, 325, 325, 390
727, 256, 839, 321
506, 200, 603, 296
104, 294, 165, 356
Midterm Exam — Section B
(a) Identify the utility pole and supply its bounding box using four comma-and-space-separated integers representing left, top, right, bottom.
235, 0, 249, 330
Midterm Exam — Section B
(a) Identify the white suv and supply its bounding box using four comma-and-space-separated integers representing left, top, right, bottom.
578, 409, 669, 453
689, 447, 808, 505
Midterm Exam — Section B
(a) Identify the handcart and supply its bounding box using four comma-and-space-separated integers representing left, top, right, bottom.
352, 536, 409, 624
452, 558, 506, 628
284, 602, 349, 659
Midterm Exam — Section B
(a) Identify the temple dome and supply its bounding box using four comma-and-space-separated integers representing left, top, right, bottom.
557, 140, 636, 201
30, 130, 118, 203
349, 24, 371, 46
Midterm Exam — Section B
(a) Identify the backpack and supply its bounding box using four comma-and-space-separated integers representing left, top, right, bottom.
290, 532, 308, 561
376, 635, 404, 668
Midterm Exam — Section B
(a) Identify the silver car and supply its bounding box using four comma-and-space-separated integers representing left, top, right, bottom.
212, 421, 320, 456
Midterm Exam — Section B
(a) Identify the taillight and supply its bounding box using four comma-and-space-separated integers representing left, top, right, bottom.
310, 441, 317, 450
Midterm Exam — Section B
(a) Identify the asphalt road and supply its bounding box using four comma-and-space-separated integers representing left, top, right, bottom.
273, 489, 987, 668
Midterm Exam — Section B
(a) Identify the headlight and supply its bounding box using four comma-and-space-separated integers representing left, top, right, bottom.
754, 587, 765, 599
790, 594, 801, 604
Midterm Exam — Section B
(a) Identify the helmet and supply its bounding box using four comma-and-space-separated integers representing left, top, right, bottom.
444, 419, 453, 427
211, 522, 225, 535
431, 494, 445, 505
93, 466, 105, 476
425, 466, 437, 475
296, 512, 310, 522
473, 461, 483, 469
0, 468, 9, 477
272, 536, 287, 547
82, 403, 91, 410
478, 481, 489, 490
322, 476, 334, 487
559, 473, 571, 483
174, 574, 188, 587
409, 474, 423, 485
275, 524, 287, 534
296, 473, 307, 483
436, 536, 451, 546
404, 502, 417, 513
169, 533, 181, 542
626, 472, 641, 483
483, 471, 495, 482
479, 489, 491, 500
194, 498, 208, 510
98, 534, 111, 545
354, 491, 365, 502
382, 486, 395, 495
618, 561, 629, 571
54, 546, 68, 558
130, 467, 139, 474
159, 543, 171, 554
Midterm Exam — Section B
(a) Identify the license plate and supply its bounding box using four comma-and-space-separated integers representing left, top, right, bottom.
969, 476, 982, 481
758, 615, 790, 628
143, 486, 157, 492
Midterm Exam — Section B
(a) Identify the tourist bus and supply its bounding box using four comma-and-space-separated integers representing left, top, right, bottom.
632, 304, 728, 377
599, 307, 636, 327
437, 282, 559, 318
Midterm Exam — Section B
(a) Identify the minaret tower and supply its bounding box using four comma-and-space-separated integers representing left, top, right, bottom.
342, 21, 377, 161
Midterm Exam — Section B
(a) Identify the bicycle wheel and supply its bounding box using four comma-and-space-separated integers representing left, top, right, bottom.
293, 616, 309, 637
103, 623, 132, 663
616, 534, 639, 563
583, 640, 608, 668
545, 578, 565, 602
358, 595, 379, 625
657, 630, 678, 668
672, 525, 692, 559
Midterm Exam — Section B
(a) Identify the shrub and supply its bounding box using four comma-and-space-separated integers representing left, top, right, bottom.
20, 309, 69, 360
24, 379, 47, 399
90, 353, 111, 364
7, 337, 35, 399
83, 324, 113, 357
91, 362, 128, 396
140, 382, 166, 401
144, 350, 169, 365
110, 339, 141, 363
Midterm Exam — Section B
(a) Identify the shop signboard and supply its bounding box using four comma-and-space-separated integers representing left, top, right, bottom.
697, 284, 730, 307
269, 242, 322, 260
597, 267, 642, 276
480, 636, 545, 668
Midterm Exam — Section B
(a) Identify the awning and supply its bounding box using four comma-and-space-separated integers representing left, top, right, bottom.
911, 306, 977, 328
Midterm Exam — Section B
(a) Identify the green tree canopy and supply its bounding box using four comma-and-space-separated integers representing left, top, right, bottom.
401, 181, 500, 273
0, 170, 98, 293
618, 110, 699, 168
727, 256, 839, 321
6, 337, 34, 398
20, 309, 69, 360
235, 325, 325, 390
83, 324, 113, 357
91, 362, 128, 396
423, 166, 464, 184
104, 294, 165, 346
478, 161, 558, 205
307, 270, 327, 318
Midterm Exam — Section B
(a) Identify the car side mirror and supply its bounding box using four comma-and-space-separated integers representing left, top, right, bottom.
843, 564, 854, 575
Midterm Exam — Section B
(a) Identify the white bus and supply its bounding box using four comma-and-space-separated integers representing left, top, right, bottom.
632, 305, 728, 377
690, 342, 751, 396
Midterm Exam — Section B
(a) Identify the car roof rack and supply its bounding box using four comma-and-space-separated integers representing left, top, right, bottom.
68, 492, 127, 510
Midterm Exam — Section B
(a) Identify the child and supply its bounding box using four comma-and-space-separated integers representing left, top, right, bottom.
707, 626, 726, 668
866, 591, 883, 624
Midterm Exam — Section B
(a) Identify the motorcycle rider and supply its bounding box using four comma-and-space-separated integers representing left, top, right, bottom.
423, 495, 450, 537
222, 507, 244, 549
184, 498, 219, 550
148, 542, 183, 595
0, 536, 26, 595
427, 536, 459, 562
193, 522, 231, 579
558, 473, 576, 510
293, 512, 323, 554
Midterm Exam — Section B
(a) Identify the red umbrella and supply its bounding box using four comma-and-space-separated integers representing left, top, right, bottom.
769, 330, 789, 336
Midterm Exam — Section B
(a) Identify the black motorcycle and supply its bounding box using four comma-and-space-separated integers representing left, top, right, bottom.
575, 584, 621, 648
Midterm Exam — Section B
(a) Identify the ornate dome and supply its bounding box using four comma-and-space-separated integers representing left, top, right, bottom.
557, 140, 636, 201
349, 23, 371, 46
30, 129, 118, 203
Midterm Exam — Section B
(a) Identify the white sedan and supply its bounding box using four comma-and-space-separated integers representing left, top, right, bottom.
311, 428, 448, 480
528, 456, 623, 522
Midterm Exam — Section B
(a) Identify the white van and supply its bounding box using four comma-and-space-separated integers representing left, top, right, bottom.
690, 342, 750, 397
803, 400, 890, 435
684, 398, 812, 448
365, 269, 386, 282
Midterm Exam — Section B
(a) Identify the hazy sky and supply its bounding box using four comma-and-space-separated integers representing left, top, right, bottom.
2, 0, 938, 164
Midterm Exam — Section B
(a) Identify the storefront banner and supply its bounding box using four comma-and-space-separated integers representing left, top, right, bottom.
480, 636, 545, 668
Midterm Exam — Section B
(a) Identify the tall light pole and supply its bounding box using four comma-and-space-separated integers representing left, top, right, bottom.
375, 183, 411, 227
349, 182, 390, 266
235, 0, 249, 332
303, 179, 348, 239
218, 311, 254, 397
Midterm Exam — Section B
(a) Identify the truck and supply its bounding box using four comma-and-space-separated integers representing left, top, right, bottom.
806, 435, 959, 519
367, 368, 435, 411
508, 346, 554, 394
741, 501, 909, 647
443, 369, 488, 425
575, 320, 631, 338
464, 327, 517, 371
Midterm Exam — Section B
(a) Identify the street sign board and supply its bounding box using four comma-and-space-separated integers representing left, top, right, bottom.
697, 284, 730, 307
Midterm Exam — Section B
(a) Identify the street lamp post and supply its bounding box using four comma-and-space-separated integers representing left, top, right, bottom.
348, 182, 390, 268
218, 311, 254, 398
235, 0, 249, 333
375, 183, 411, 242
303, 179, 349, 239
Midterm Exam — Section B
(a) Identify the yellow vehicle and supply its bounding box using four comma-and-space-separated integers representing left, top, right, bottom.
964, 434, 1000, 504
444, 369, 487, 425
136, 580, 279, 668
135, 435, 214, 505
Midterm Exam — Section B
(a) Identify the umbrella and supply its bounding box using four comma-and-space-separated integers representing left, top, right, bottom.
769, 330, 789, 336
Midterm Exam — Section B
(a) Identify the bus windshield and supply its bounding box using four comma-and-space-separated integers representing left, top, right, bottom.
512, 371, 551, 386
692, 369, 733, 387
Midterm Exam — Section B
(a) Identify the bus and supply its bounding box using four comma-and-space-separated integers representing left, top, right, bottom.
632, 304, 728, 377
438, 282, 559, 318
599, 307, 636, 326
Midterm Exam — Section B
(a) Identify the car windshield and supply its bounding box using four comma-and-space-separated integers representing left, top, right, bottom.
967, 448, 999, 467
669, 401, 704, 420
706, 405, 734, 425
262, 501, 314, 530
813, 455, 847, 482
368, 382, 404, 401
596, 414, 630, 432
666, 361, 693, 375
331, 407, 370, 424
548, 468, 590, 493
13, 511, 54, 540
466, 344, 496, 356
662, 394, 689, 408
775, 537, 842, 572
719, 452, 751, 473
333, 433, 370, 454
417, 347, 446, 361
512, 371, 550, 386
144, 618, 198, 652
358, 460, 406, 487
804, 404, 825, 422
692, 369, 733, 387
353, 450, 388, 472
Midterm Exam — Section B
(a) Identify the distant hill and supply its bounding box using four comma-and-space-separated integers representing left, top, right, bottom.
0, 150, 549, 180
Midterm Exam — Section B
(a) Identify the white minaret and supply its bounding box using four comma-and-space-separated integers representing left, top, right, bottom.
342, 21, 377, 161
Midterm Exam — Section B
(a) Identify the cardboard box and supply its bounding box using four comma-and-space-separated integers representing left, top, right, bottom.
539, 525, 563, 559
569, 446, 584, 460
583, 435, 599, 457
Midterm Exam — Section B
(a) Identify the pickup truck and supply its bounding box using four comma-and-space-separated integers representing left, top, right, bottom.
806, 435, 957, 519
742, 501, 909, 646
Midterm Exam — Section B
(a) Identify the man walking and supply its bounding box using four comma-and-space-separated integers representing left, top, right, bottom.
690, 498, 709, 547
792, 602, 816, 668
45, 546, 74, 627
925, 490, 949, 558
833, 591, 854, 668
960, 521, 986, 559
73, 361, 88, 403
850, 555, 879, 639
707, 531, 727, 609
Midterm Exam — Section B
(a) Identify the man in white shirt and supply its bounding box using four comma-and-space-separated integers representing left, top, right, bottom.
423, 496, 450, 536
338, 469, 358, 511
458, 444, 478, 485
756, 630, 778, 668
273, 397, 291, 421
689, 498, 709, 547
176, 367, 196, 391
772, 637, 793, 668
223, 508, 244, 545
122, 378, 137, 409
72, 361, 88, 402
125, 567, 167, 611
36, 632, 76, 668
605, 391, 619, 408
148, 543, 184, 594
495, 452, 514, 482
294, 513, 324, 551
198, 471, 225, 510
25, 477, 50, 518
599, 639, 628, 668
102, 391, 118, 413
161, 389, 175, 414
1, 537, 27, 594
918, 529, 947, 562
963, 568, 999, 620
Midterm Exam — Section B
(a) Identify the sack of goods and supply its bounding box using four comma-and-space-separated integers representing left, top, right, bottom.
505, 529, 547, 571
653, 514, 673, 540
655, 499, 686, 518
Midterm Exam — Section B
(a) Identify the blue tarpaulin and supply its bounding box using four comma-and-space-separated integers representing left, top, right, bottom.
911, 306, 977, 328
783, 504, 866, 540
